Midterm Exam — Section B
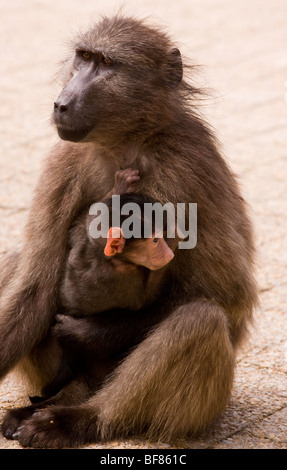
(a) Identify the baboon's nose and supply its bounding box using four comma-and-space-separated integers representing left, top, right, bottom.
54, 101, 68, 114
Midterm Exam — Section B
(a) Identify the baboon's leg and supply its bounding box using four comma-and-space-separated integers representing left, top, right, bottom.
6, 299, 235, 448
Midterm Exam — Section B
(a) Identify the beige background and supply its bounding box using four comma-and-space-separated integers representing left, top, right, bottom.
0, 0, 287, 448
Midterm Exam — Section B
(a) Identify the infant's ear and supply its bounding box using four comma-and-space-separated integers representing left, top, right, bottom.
104, 227, 126, 256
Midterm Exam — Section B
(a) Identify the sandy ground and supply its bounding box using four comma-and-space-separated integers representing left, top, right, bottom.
0, 0, 286, 449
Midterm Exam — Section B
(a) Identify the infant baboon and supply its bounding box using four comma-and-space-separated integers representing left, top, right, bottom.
39, 168, 178, 398
60, 168, 177, 316
0, 15, 257, 448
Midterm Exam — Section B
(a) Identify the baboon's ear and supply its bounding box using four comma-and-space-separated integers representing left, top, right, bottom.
166, 48, 183, 88
104, 227, 126, 256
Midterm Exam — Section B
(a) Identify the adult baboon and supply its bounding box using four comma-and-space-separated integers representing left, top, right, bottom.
0, 15, 257, 448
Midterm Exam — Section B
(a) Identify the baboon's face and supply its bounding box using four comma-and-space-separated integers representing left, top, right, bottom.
53, 17, 182, 143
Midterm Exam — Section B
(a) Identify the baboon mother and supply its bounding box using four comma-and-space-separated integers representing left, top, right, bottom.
0, 16, 257, 448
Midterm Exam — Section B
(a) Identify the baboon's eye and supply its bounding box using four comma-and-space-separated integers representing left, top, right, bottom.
102, 56, 113, 65
153, 237, 159, 243
81, 51, 91, 60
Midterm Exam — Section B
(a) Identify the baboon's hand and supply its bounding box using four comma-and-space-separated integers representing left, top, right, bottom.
53, 314, 89, 345
112, 168, 140, 194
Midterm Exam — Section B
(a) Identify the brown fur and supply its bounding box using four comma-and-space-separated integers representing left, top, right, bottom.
39, 191, 177, 398
60, 193, 175, 315
0, 15, 258, 447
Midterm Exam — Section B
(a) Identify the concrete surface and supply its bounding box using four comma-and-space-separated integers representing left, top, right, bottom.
0, 0, 286, 449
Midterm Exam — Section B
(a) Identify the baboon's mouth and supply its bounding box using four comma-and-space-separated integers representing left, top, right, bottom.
56, 125, 91, 143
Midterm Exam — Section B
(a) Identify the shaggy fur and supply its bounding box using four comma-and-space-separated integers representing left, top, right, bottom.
0, 15, 258, 448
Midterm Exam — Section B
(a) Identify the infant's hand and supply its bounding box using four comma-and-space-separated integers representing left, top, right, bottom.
53, 314, 87, 345
113, 168, 140, 194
